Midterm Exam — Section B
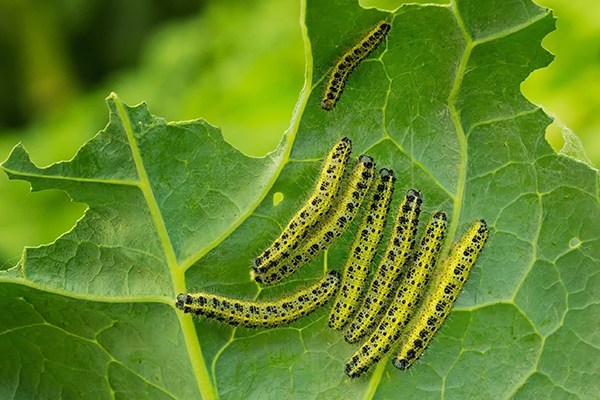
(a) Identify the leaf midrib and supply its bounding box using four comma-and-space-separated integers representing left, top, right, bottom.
113, 95, 217, 400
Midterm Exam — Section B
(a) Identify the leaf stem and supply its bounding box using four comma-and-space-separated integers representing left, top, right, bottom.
179, 313, 218, 400
112, 94, 217, 400
111, 95, 179, 268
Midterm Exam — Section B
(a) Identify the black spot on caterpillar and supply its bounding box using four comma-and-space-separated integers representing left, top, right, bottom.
320, 21, 391, 111
176, 271, 341, 328
345, 212, 448, 378
393, 220, 489, 370
344, 189, 422, 344
253, 138, 352, 276
255, 155, 376, 286
328, 168, 396, 330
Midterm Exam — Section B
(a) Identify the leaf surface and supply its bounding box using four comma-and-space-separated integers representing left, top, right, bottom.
1, 0, 599, 399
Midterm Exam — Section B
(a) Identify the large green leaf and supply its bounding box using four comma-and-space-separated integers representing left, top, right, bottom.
2, 0, 599, 398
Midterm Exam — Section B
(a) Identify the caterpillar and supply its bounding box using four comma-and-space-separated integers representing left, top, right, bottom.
328, 168, 396, 331
344, 189, 422, 344
393, 220, 489, 370
253, 138, 352, 276
345, 211, 448, 378
255, 155, 376, 286
320, 21, 391, 111
176, 271, 341, 328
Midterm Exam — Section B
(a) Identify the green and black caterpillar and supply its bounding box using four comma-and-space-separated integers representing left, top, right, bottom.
321, 21, 391, 110
176, 271, 341, 328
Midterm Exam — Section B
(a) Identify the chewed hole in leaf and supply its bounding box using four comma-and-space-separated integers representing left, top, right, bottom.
273, 192, 284, 206
569, 237, 581, 249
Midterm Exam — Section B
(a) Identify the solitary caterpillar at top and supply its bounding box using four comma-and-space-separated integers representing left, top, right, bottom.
344, 189, 422, 343
345, 212, 448, 378
393, 220, 489, 370
255, 155, 376, 285
328, 168, 395, 331
253, 138, 352, 276
176, 271, 340, 328
320, 21, 391, 111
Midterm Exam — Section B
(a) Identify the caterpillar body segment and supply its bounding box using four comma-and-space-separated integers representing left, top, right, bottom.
176, 271, 341, 328
344, 189, 422, 343
320, 21, 391, 111
393, 220, 489, 370
345, 212, 448, 378
255, 155, 376, 286
253, 138, 352, 276
328, 168, 396, 330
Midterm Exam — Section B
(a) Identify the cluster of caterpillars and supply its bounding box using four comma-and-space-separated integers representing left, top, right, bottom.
176, 137, 489, 378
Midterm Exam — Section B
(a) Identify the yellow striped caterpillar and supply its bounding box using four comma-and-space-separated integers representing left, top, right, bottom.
176, 271, 341, 328
345, 212, 448, 378
253, 138, 352, 276
254, 155, 376, 286
328, 168, 396, 330
320, 21, 391, 110
344, 189, 422, 344
393, 220, 489, 370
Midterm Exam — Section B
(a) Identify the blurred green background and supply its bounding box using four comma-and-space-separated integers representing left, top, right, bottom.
0, 0, 598, 268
